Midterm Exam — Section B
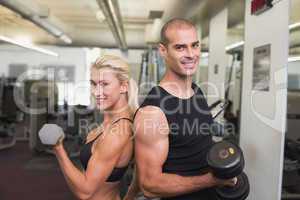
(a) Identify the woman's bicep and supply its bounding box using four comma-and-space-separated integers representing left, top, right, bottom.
84, 146, 118, 189
84, 122, 131, 191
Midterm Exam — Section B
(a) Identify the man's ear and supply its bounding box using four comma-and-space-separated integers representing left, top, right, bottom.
120, 81, 129, 94
158, 43, 167, 58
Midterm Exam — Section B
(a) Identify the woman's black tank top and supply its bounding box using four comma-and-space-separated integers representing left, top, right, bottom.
138, 83, 216, 200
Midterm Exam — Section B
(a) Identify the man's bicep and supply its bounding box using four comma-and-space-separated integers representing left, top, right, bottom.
134, 106, 169, 175
135, 135, 168, 170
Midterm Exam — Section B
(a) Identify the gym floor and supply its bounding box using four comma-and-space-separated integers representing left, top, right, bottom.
0, 141, 75, 200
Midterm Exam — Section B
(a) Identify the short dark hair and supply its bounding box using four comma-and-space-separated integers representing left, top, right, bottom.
160, 18, 196, 46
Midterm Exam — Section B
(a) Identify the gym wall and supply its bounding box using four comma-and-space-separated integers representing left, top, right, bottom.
240, 0, 290, 199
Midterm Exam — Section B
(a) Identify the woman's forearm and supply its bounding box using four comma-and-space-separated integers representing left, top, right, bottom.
54, 144, 91, 199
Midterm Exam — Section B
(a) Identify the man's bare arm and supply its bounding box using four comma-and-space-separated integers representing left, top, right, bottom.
134, 106, 221, 198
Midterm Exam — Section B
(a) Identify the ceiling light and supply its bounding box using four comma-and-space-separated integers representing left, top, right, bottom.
0, 35, 59, 57
14, 36, 32, 45
225, 41, 245, 51
0, 0, 72, 44
288, 56, 300, 62
59, 35, 72, 44
289, 22, 300, 30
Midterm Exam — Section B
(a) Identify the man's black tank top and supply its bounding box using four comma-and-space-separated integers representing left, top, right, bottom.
138, 83, 216, 200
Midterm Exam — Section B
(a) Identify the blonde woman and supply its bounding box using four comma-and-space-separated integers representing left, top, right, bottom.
53, 55, 138, 200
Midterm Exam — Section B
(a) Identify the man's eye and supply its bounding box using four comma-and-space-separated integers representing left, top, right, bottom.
193, 43, 200, 48
176, 46, 184, 51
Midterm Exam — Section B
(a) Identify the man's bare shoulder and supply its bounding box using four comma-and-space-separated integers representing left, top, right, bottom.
134, 106, 169, 142
135, 105, 165, 120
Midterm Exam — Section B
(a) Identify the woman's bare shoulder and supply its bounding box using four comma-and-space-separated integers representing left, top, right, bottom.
86, 126, 103, 143
93, 119, 133, 152
106, 118, 133, 138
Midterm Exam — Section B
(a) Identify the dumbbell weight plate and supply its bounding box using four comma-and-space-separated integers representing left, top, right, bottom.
207, 141, 244, 179
218, 154, 244, 179
38, 124, 65, 145
215, 172, 250, 200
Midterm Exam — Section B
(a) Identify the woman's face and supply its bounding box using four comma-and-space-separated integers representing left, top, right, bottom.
90, 67, 127, 111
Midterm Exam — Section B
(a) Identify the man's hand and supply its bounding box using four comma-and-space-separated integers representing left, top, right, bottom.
207, 172, 238, 187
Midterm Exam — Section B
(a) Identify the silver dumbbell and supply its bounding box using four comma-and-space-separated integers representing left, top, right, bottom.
38, 124, 65, 145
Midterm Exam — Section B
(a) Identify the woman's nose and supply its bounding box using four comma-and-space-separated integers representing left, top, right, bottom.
93, 84, 103, 96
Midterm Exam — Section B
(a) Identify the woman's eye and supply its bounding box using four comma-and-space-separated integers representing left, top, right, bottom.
90, 81, 96, 86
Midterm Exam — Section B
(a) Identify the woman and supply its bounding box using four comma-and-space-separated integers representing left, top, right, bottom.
53, 55, 138, 200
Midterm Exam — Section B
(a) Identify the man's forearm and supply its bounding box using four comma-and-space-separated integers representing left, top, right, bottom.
141, 172, 216, 198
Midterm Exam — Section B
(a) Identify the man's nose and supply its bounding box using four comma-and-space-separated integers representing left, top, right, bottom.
186, 47, 194, 58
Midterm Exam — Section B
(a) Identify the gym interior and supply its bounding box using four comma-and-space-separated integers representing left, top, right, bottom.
0, 0, 299, 199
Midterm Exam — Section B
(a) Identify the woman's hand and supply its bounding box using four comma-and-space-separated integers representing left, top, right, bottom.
53, 135, 64, 152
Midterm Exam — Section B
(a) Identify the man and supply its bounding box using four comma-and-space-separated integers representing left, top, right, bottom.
132, 18, 236, 200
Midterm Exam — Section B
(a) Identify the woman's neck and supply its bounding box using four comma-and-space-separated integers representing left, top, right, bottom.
102, 97, 131, 124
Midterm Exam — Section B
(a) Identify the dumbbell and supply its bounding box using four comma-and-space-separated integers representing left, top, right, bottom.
207, 140, 250, 200
38, 124, 65, 145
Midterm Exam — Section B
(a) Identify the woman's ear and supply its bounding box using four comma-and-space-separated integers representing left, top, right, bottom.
120, 81, 129, 94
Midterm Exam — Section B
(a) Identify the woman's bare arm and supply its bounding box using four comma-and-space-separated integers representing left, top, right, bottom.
54, 120, 132, 200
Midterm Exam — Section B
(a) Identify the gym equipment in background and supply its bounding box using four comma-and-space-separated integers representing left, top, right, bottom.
0, 77, 19, 150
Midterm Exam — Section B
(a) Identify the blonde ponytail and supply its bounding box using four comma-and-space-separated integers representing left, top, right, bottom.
127, 78, 139, 113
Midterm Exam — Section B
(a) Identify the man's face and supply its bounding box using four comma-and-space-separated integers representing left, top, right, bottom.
159, 27, 200, 77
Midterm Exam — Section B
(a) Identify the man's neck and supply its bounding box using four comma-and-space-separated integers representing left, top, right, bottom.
159, 69, 194, 99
